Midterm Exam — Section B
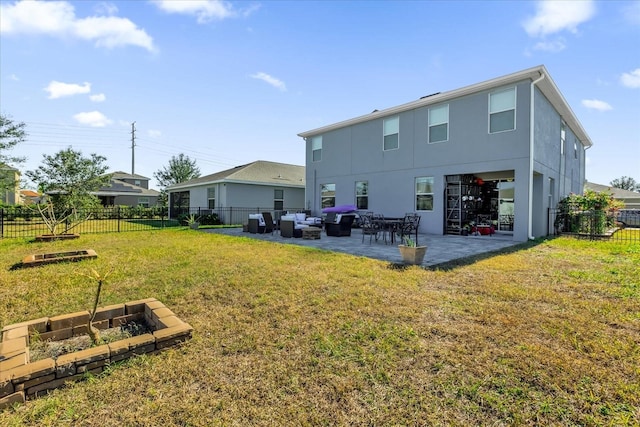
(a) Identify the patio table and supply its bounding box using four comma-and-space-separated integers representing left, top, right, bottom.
375, 218, 404, 245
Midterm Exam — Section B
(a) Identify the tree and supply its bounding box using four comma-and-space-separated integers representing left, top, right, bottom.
153, 153, 201, 207
610, 176, 639, 192
0, 113, 27, 195
25, 148, 111, 235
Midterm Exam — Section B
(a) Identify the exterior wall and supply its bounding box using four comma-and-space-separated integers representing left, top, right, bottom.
114, 195, 159, 207
1, 170, 21, 205
305, 80, 535, 241
178, 182, 305, 210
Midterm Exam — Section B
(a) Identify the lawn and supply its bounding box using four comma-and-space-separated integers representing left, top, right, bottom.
0, 230, 638, 426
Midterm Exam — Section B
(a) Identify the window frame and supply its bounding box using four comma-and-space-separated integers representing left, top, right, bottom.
137, 197, 149, 208
321, 183, 336, 208
560, 122, 566, 156
207, 187, 215, 209
383, 116, 399, 151
415, 176, 434, 211
355, 180, 368, 210
274, 188, 284, 210
428, 104, 449, 144
311, 136, 322, 162
489, 87, 516, 134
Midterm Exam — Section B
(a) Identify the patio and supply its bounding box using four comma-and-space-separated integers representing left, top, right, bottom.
203, 227, 522, 268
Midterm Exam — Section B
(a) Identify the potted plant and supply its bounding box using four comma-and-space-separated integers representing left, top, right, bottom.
398, 236, 427, 265
185, 214, 200, 229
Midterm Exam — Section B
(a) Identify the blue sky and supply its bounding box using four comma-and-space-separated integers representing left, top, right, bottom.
1, 0, 639, 191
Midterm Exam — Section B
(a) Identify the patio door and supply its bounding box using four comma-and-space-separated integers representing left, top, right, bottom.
497, 180, 514, 232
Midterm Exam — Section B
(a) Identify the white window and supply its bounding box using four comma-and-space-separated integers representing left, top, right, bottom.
574, 140, 578, 159
138, 197, 149, 208
428, 104, 449, 143
383, 116, 399, 150
355, 181, 368, 210
207, 187, 215, 209
311, 136, 322, 162
489, 87, 516, 133
560, 122, 566, 155
321, 183, 335, 208
134, 180, 141, 186
415, 177, 434, 211
274, 189, 284, 210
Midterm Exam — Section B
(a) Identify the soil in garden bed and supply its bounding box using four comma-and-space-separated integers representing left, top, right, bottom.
29, 320, 152, 362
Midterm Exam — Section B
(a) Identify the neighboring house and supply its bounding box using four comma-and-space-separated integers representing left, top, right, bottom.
298, 65, 592, 242
585, 181, 640, 210
95, 171, 160, 207
166, 160, 305, 215
0, 164, 21, 205
19, 189, 41, 205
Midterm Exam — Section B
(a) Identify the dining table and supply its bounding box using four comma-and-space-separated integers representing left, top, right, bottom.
374, 217, 404, 245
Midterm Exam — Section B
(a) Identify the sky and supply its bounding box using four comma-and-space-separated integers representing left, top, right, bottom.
1, 0, 639, 191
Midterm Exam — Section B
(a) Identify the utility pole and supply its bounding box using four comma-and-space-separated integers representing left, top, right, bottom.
131, 121, 136, 175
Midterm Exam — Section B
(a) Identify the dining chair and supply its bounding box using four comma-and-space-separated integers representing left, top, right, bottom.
361, 213, 379, 244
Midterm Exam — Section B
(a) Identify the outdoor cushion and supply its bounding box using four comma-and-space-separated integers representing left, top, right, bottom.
295, 212, 307, 222
248, 214, 265, 226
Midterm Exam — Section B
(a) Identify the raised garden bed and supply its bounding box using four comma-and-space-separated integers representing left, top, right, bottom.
0, 298, 193, 409
20, 249, 97, 268
34, 233, 80, 242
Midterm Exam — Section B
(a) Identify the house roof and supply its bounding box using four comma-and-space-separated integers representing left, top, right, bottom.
20, 190, 40, 198
110, 171, 151, 181
95, 175, 160, 197
585, 181, 640, 200
167, 160, 305, 190
298, 65, 592, 148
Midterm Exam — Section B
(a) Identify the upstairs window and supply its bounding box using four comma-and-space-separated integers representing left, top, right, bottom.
274, 189, 284, 210
428, 104, 449, 143
489, 87, 516, 133
321, 183, 335, 208
355, 181, 368, 210
383, 116, 399, 150
311, 136, 322, 162
207, 187, 215, 209
560, 122, 566, 155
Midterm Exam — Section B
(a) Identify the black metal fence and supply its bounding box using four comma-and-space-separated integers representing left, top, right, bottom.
172, 206, 306, 228
0, 206, 180, 238
548, 208, 640, 243
1, 206, 307, 238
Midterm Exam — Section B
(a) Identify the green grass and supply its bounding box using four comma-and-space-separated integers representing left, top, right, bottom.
1, 230, 639, 426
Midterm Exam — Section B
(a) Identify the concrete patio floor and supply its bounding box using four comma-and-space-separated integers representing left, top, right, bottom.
202, 227, 524, 268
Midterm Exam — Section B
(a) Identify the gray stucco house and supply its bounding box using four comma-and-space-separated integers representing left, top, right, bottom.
95, 171, 160, 207
166, 160, 305, 215
298, 65, 592, 242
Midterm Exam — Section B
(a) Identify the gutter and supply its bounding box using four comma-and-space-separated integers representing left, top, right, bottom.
528, 72, 546, 240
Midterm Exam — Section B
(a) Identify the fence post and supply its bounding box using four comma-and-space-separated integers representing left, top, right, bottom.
0, 208, 3, 239
117, 206, 121, 233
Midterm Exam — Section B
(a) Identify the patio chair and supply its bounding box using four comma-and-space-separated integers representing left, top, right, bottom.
361, 213, 379, 244
261, 212, 275, 234
326, 214, 355, 237
400, 213, 421, 245
280, 218, 302, 238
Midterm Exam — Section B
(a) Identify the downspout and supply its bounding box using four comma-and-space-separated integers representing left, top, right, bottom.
528, 72, 545, 240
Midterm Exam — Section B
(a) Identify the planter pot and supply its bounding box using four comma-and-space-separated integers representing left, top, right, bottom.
34, 233, 80, 242
398, 244, 427, 265
189, 222, 200, 230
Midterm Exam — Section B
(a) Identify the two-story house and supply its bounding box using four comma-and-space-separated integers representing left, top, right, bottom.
95, 171, 160, 207
0, 164, 21, 205
298, 65, 592, 242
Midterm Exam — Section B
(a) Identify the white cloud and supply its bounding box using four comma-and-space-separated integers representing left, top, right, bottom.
9, 74, 19, 81
90, 93, 106, 102
148, 129, 162, 138
73, 111, 112, 127
44, 81, 91, 99
0, 1, 156, 52
620, 68, 640, 88
250, 72, 287, 91
523, 0, 596, 37
532, 38, 566, 53
152, 0, 235, 23
582, 99, 613, 111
